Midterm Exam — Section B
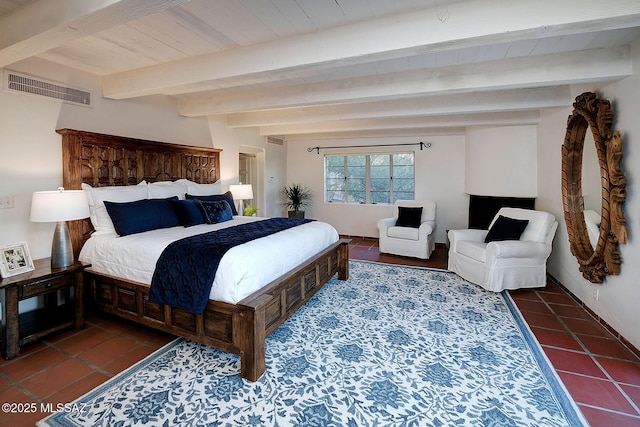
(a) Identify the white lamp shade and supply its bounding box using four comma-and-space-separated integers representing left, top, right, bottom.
229, 184, 253, 200
30, 189, 90, 222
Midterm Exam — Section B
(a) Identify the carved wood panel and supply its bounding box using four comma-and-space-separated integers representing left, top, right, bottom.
57, 129, 222, 258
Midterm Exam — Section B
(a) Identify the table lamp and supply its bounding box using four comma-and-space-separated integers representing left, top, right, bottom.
30, 187, 90, 268
229, 184, 253, 216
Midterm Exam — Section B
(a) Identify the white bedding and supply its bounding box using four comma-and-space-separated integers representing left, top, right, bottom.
79, 216, 339, 304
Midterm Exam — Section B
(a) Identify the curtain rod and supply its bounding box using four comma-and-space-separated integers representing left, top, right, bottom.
307, 141, 431, 154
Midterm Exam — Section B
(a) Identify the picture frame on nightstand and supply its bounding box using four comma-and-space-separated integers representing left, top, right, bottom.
0, 241, 35, 278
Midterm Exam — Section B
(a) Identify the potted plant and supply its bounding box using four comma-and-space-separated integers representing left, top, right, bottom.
282, 184, 312, 218
244, 206, 258, 217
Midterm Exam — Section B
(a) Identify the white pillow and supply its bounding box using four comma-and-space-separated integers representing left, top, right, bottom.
81, 182, 148, 235
186, 180, 223, 196
148, 179, 190, 200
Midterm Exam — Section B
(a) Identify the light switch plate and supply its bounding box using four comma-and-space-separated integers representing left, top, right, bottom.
0, 195, 15, 209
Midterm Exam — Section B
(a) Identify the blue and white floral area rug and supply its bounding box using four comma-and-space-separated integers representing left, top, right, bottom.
40, 261, 586, 426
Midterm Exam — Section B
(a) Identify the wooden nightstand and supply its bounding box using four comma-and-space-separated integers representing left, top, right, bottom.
0, 258, 89, 359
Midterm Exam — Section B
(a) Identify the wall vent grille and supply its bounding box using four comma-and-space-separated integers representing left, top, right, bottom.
4, 71, 92, 106
266, 136, 284, 145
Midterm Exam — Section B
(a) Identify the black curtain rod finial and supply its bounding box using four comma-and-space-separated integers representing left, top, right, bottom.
307, 141, 431, 154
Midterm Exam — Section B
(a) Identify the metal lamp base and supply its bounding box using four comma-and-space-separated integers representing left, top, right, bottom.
51, 221, 74, 268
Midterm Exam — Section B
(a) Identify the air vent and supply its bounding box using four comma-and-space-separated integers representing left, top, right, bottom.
4, 71, 92, 106
266, 136, 284, 145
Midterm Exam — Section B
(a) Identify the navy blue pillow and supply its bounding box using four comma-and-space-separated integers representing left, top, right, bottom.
186, 191, 238, 216
170, 199, 209, 227
485, 215, 529, 243
200, 200, 233, 224
395, 206, 423, 228
104, 197, 180, 236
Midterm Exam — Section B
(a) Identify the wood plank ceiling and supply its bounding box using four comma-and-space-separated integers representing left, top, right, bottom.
2, 0, 640, 140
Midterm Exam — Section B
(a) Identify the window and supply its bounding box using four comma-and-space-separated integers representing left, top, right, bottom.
325, 153, 414, 204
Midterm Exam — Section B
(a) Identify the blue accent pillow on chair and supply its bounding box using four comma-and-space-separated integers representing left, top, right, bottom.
104, 197, 180, 236
185, 191, 238, 216
200, 200, 234, 224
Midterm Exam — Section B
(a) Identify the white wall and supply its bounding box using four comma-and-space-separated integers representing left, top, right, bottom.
0, 58, 213, 261
465, 125, 538, 197
0, 58, 282, 262
207, 116, 284, 218
286, 135, 467, 243
538, 40, 640, 350
264, 142, 287, 218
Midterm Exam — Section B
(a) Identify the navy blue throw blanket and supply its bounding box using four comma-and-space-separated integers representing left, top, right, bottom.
149, 218, 312, 314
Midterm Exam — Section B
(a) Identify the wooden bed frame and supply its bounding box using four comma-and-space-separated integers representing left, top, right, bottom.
59, 128, 350, 381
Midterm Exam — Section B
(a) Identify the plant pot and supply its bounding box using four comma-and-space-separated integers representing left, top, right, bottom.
288, 211, 305, 219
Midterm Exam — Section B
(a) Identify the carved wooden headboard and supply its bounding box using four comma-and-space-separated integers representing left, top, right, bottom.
58, 128, 222, 258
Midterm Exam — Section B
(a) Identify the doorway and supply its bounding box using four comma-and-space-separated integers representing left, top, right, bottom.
238, 148, 263, 215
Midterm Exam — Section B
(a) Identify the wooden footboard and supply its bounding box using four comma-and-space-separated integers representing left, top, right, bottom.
59, 129, 351, 381
87, 238, 350, 381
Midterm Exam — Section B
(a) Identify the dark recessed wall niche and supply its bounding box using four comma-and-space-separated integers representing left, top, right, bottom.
468, 195, 536, 229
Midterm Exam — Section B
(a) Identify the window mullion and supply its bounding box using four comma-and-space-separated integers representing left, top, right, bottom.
388, 154, 391, 203
343, 156, 348, 202
365, 155, 370, 204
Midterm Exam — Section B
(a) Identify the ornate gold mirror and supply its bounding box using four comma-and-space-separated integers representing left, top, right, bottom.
561, 92, 627, 283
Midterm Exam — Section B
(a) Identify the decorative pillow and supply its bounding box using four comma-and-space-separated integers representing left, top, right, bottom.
148, 179, 190, 200
185, 180, 223, 196
200, 200, 233, 224
104, 197, 180, 236
170, 199, 209, 227
395, 206, 423, 228
484, 215, 530, 243
81, 182, 149, 235
186, 191, 238, 216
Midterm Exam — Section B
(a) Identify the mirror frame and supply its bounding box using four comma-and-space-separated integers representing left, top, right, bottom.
561, 92, 627, 283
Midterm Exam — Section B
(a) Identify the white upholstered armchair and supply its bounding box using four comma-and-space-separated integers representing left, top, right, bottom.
448, 207, 558, 292
377, 200, 437, 259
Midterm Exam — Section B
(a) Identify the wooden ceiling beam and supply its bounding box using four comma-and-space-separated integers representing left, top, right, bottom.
178, 47, 629, 117
102, 0, 640, 100
257, 111, 541, 136
282, 128, 468, 141
0, 0, 190, 68
225, 87, 571, 128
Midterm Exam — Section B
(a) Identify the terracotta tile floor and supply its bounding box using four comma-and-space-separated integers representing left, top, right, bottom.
0, 237, 638, 426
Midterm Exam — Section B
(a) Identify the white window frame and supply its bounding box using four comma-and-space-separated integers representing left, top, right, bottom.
324, 152, 415, 205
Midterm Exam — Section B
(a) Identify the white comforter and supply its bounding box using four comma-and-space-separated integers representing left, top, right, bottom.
79, 216, 339, 304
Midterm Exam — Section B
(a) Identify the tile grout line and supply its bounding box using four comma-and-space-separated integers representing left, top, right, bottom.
0, 320, 166, 411
534, 288, 640, 417
577, 402, 640, 420
547, 274, 640, 360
